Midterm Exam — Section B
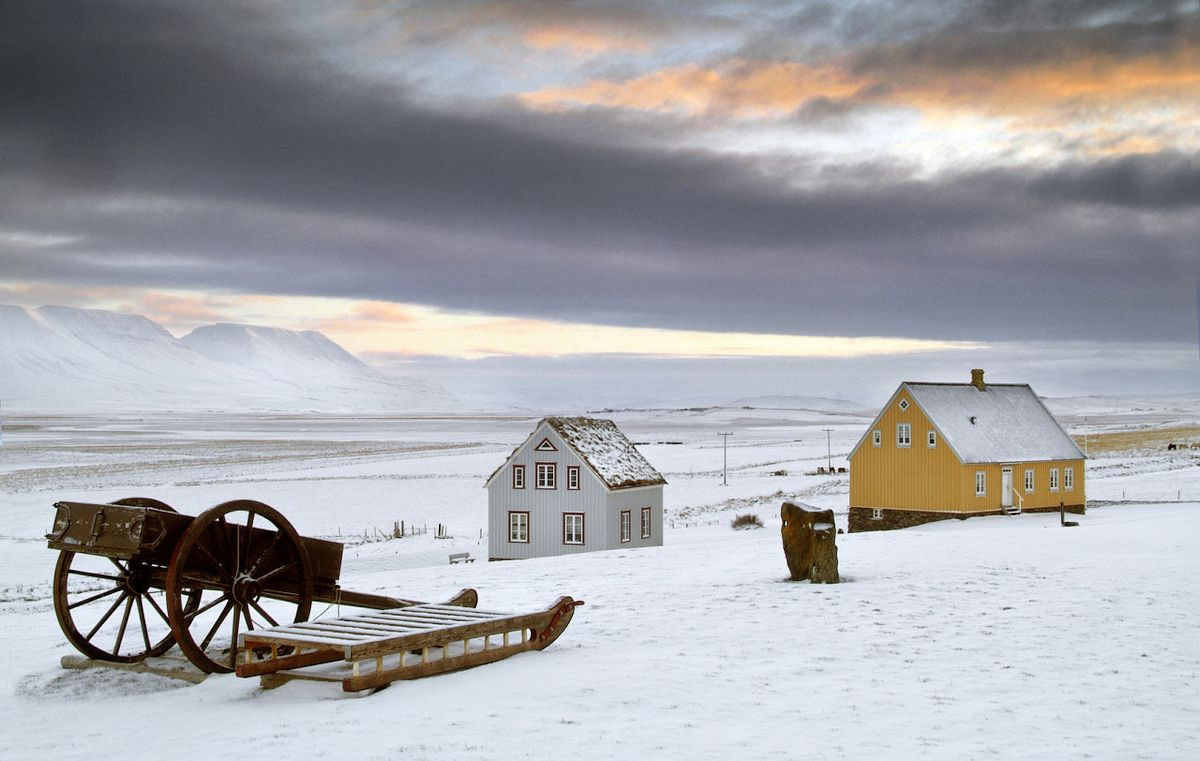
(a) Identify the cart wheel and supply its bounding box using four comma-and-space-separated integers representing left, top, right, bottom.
52, 498, 196, 662
165, 500, 313, 674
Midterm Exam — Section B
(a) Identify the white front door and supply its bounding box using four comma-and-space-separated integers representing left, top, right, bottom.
1001, 467, 1013, 507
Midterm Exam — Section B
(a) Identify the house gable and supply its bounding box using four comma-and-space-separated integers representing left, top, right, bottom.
850, 384, 965, 465
484, 422, 576, 490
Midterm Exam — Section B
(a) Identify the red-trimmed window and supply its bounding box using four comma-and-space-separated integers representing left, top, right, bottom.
567, 465, 580, 490
640, 507, 651, 539
536, 462, 556, 489
508, 511, 529, 543
620, 510, 631, 543
512, 464, 525, 489
563, 513, 584, 545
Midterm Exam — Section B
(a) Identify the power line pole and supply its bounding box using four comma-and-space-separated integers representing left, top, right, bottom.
717, 432, 732, 485
823, 428, 833, 474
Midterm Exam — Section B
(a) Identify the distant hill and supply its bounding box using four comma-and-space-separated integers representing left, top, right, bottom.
0, 305, 453, 412
720, 394, 871, 415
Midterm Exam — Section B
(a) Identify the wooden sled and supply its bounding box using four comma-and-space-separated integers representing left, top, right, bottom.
236, 596, 583, 692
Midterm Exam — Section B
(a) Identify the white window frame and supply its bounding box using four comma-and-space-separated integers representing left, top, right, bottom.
1049, 468, 1059, 492
897, 423, 911, 448
871, 508, 883, 520
563, 513, 584, 545
898, 399, 909, 411
512, 464, 525, 489
1064, 467, 1074, 491
927, 430, 937, 448
872, 430, 881, 447
975, 470, 986, 496
620, 510, 631, 543
536, 462, 556, 489
1024, 469, 1035, 493
641, 507, 652, 539
566, 465, 580, 490
508, 511, 529, 543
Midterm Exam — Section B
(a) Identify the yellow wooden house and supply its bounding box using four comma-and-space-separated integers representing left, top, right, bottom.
848, 369, 1085, 531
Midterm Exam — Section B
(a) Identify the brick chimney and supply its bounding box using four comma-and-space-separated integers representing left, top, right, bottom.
971, 368, 986, 390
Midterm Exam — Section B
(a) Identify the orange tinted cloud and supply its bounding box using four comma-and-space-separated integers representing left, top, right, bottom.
521, 61, 861, 117
523, 23, 651, 55
352, 301, 416, 323
520, 48, 1200, 125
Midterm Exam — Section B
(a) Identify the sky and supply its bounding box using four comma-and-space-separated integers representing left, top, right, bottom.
1, 0, 1198, 404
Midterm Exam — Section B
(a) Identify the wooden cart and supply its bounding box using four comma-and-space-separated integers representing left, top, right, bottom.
46, 497, 477, 674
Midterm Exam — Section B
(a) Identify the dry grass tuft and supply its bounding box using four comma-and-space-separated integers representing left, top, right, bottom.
730, 513, 764, 530
1074, 426, 1200, 455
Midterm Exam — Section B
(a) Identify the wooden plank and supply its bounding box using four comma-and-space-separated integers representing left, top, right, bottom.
368, 608, 506, 624
238, 630, 362, 648
281, 621, 412, 638
346, 608, 553, 660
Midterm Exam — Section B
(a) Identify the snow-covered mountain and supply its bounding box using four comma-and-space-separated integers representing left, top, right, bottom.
0, 305, 453, 412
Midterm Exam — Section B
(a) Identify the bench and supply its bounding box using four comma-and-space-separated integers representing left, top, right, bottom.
449, 552, 474, 564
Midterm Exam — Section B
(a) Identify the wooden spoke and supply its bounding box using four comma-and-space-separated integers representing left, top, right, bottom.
242, 512, 255, 566
200, 599, 235, 651
249, 598, 280, 628
85, 591, 129, 640
144, 591, 172, 627
184, 593, 233, 622
69, 585, 122, 611
256, 560, 298, 585
67, 569, 122, 582
228, 606, 241, 669
112, 595, 134, 655
136, 595, 153, 652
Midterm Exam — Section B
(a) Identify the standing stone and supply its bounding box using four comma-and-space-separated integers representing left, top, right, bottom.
781, 501, 839, 583
810, 521, 840, 584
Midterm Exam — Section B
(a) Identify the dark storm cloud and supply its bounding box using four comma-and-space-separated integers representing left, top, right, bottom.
0, 0, 1196, 344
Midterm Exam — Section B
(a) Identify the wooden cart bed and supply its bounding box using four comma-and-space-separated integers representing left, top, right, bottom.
237, 596, 582, 692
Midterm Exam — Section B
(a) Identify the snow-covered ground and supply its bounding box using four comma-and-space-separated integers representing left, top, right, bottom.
1, 404, 1197, 760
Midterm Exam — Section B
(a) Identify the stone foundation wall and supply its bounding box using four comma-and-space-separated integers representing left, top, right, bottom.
848, 504, 1085, 532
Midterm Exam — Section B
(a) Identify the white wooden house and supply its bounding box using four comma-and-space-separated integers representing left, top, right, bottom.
486, 417, 666, 560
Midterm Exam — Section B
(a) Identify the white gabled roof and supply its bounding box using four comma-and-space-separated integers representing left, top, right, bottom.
904, 382, 1084, 464
485, 417, 667, 491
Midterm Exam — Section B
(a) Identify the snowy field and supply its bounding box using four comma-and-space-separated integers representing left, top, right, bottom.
1, 404, 1198, 760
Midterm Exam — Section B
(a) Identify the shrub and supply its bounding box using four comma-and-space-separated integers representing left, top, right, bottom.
730, 513, 764, 530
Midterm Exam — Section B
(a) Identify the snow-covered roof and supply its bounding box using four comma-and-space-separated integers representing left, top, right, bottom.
545, 417, 666, 490
486, 417, 666, 491
902, 382, 1084, 463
